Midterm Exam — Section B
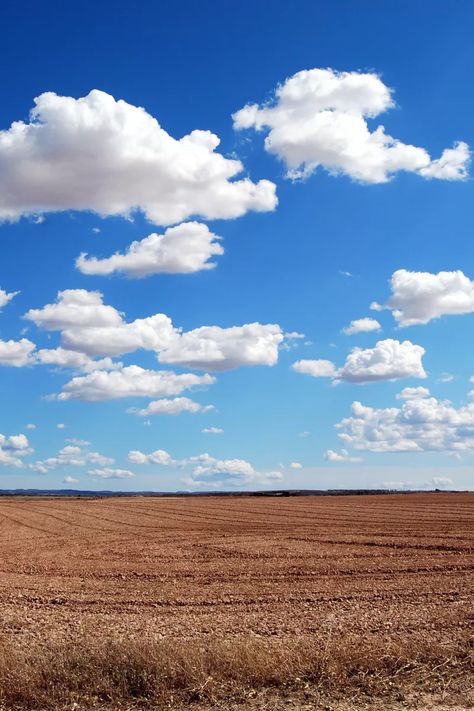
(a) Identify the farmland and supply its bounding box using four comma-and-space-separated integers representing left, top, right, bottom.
0, 492, 472, 709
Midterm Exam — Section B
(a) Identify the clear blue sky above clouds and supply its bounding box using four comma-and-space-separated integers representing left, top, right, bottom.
0, 0, 474, 491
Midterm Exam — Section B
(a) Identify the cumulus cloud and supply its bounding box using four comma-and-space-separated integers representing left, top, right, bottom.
372, 269, 474, 326
128, 449, 175, 466
30, 444, 114, 472
0, 89, 277, 224
293, 339, 426, 384
129, 448, 282, 489
158, 323, 283, 370
324, 449, 362, 463
76, 222, 224, 277
233, 68, 469, 183
0, 433, 32, 467
56, 365, 215, 401
63, 475, 79, 484
25, 289, 285, 370
342, 317, 381, 336
202, 427, 223, 434
335, 388, 474, 454
0, 338, 36, 367
88, 468, 134, 479
289, 461, 302, 469
129, 397, 213, 417
292, 359, 337, 378
0, 288, 19, 310
37, 347, 121, 373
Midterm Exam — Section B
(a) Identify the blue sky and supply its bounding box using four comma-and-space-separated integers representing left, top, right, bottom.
0, 0, 474, 491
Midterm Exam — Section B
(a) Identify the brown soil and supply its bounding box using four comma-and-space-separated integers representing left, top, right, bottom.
0, 492, 472, 709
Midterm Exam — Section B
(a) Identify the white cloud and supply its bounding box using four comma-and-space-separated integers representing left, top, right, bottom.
57, 365, 215, 401
158, 323, 283, 371
0, 288, 19, 310
88, 467, 135, 479
336, 388, 474, 454
342, 317, 381, 336
293, 339, 426, 384
372, 269, 474, 326
289, 461, 302, 469
202, 427, 223, 434
76, 222, 224, 277
0, 338, 36, 367
128, 449, 175, 466
233, 68, 469, 183
26, 289, 285, 370
130, 397, 213, 417
382, 477, 454, 491
438, 373, 454, 383
292, 359, 337, 378
324, 449, 363, 463
26, 423, 36, 430
25, 290, 124, 331
396, 386, 431, 400
37, 347, 121, 372
56, 423, 65, 429
129, 448, 282, 488
63, 476, 79, 485
0, 89, 277, 224
0, 433, 32, 467
66, 438, 91, 446
30, 444, 115, 472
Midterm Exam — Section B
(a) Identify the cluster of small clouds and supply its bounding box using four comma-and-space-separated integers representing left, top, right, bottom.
233, 68, 469, 184
292, 338, 426, 384
128, 448, 282, 489
30, 443, 115, 473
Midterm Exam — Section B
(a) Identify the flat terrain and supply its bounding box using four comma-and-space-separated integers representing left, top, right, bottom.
0, 492, 472, 709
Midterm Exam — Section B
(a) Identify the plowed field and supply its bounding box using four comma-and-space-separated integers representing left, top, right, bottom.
0, 492, 472, 709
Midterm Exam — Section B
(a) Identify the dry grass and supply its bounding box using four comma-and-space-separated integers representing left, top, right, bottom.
0, 630, 472, 710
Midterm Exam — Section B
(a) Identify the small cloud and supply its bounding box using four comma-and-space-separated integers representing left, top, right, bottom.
92, 227, 101, 233
26, 423, 36, 430
56, 423, 66, 429
202, 427, 224, 434
342, 317, 381, 336
31, 215, 45, 225
299, 431, 310, 438
438, 373, 454, 383
290, 462, 302, 469
324, 449, 363, 463
66, 438, 91, 446
63, 475, 79, 484
339, 270, 353, 278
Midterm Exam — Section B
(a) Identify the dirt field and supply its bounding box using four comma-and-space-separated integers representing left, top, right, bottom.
0, 492, 472, 709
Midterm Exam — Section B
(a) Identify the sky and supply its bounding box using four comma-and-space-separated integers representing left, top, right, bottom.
0, 0, 474, 491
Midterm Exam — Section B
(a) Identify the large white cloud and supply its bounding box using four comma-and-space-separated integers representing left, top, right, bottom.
0, 338, 36, 367
25, 289, 285, 369
0, 89, 277, 224
76, 222, 224, 277
293, 339, 426, 384
57, 365, 215, 401
336, 387, 474, 453
129, 397, 213, 417
372, 269, 474, 326
233, 68, 469, 184
0, 433, 32, 467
